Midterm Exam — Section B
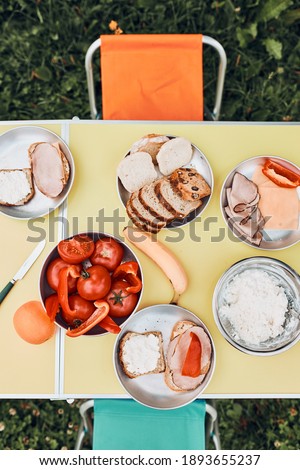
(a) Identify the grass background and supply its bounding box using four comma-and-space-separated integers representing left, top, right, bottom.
0, 0, 300, 450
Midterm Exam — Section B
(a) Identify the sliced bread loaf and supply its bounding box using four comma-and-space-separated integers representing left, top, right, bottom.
119, 331, 165, 379
138, 181, 174, 223
128, 191, 166, 230
155, 178, 202, 218
117, 151, 157, 193
126, 201, 161, 234
0, 168, 34, 206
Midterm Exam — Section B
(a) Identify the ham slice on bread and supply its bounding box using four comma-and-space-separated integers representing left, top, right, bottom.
28, 142, 70, 198
165, 321, 212, 392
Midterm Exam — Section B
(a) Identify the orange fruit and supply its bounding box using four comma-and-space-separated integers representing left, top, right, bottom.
13, 300, 55, 345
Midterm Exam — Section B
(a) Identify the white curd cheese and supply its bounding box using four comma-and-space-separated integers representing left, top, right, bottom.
122, 334, 160, 375
220, 269, 289, 345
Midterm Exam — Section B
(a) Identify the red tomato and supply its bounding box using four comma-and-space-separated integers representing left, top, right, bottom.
61, 295, 95, 327
90, 238, 124, 271
77, 265, 111, 301
105, 280, 138, 318
46, 258, 79, 293
58, 235, 95, 264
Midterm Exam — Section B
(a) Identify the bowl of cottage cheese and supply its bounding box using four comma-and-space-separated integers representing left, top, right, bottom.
213, 257, 300, 355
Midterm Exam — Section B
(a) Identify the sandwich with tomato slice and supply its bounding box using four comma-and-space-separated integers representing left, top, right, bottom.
165, 321, 212, 392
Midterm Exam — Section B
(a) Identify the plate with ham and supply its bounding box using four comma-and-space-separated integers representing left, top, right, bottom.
0, 126, 74, 219
221, 156, 300, 250
113, 304, 215, 409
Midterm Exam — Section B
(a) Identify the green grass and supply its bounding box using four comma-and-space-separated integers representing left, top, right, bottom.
0, 0, 299, 121
0, 0, 300, 450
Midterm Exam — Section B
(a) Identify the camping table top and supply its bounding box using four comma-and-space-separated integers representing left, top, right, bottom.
0, 119, 299, 399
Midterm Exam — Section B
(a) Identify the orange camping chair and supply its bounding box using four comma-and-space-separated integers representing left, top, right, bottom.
85, 34, 227, 121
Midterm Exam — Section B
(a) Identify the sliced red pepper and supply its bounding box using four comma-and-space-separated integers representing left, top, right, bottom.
66, 300, 110, 337
112, 261, 142, 294
262, 159, 300, 188
99, 315, 121, 334
57, 265, 81, 318
181, 332, 202, 378
45, 294, 60, 322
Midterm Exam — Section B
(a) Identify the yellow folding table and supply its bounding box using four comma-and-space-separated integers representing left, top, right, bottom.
0, 120, 299, 398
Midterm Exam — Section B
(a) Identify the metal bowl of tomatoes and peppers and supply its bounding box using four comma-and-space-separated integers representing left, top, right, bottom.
39, 232, 143, 337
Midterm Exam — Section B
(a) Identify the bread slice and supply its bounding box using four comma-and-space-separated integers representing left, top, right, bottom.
129, 191, 166, 230
126, 201, 161, 234
117, 151, 157, 193
130, 134, 170, 164
119, 331, 165, 379
28, 142, 70, 198
170, 168, 211, 202
139, 181, 175, 223
155, 178, 202, 218
156, 137, 193, 176
0, 168, 34, 206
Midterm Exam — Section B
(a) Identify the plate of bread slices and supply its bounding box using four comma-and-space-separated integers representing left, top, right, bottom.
114, 304, 215, 409
0, 126, 74, 219
117, 134, 213, 233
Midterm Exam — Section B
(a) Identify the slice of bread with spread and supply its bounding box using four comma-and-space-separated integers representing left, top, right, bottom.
119, 331, 165, 379
0, 168, 34, 206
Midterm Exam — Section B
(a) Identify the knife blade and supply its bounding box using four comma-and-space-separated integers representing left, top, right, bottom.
0, 239, 46, 304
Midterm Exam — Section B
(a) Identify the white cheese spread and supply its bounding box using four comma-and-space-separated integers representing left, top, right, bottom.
122, 334, 160, 375
220, 268, 289, 345
0, 170, 31, 204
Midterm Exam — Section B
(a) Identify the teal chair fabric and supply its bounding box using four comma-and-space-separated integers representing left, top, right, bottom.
93, 399, 206, 450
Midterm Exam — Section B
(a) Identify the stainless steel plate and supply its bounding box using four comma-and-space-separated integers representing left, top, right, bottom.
0, 126, 75, 219
213, 256, 300, 356
39, 232, 143, 336
117, 136, 214, 228
113, 304, 216, 409
221, 156, 300, 250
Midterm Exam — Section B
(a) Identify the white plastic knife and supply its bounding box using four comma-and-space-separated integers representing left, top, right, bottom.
0, 239, 46, 304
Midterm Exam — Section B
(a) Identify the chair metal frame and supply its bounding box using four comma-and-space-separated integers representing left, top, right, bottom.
85, 36, 227, 121
74, 399, 221, 450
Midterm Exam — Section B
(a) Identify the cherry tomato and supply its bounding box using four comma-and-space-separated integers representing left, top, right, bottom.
77, 265, 111, 301
105, 280, 138, 318
61, 295, 95, 327
90, 238, 124, 272
58, 235, 95, 264
46, 258, 79, 293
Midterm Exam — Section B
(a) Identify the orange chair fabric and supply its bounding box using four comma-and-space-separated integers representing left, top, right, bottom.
100, 34, 203, 121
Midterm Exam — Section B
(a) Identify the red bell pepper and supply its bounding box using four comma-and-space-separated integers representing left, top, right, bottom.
57, 265, 81, 318
45, 294, 60, 322
99, 315, 121, 334
262, 159, 300, 188
181, 332, 202, 378
66, 300, 110, 337
112, 261, 142, 294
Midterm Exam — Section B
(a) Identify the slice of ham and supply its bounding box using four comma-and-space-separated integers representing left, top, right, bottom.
29, 142, 70, 198
230, 172, 258, 210
167, 326, 211, 391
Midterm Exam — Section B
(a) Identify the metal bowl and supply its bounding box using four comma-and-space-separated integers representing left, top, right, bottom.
117, 136, 214, 228
220, 156, 300, 250
0, 126, 75, 219
213, 257, 300, 356
39, 232, 143, 336
113, 304, 216, 409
